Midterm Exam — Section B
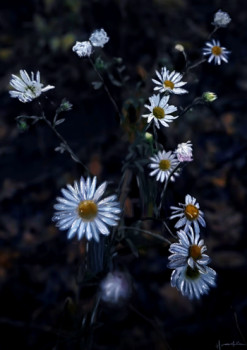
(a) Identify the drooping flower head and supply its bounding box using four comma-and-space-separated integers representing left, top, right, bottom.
72, 41, 93, 57
149, 150, 179, 183
168, 227, 210, 273
175, 141, 193, 162
53, 176, 121, 242
9, 70, 54, 103
213, 10, 231, 28
170, 194, 206, 235
152, 67, 188, 95
142, 94, 178, 129
170, 264, 216, 300
89, 28, 109, 48
202, 39, 230, 65
100, 271, 131, 305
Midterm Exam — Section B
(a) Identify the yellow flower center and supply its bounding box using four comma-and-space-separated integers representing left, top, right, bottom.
184, 204, 199, 221
77, 200, 98, 221
211, 46, 222, 56
159, 159, 171, 171
189, 244, 202, 260
153, 106, 165, 119
164, 80, 174, 89
185, 266, 200, 280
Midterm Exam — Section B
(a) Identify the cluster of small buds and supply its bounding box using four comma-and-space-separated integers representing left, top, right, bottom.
72, 28, 109, 58
212, 9, 231, 28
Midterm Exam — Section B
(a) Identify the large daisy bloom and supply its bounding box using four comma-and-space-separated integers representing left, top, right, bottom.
168, 227, 210, 273
9, 70, 54, 103
202, 39, 230, 65
170, 194, 206, 235
149, 150, 179, 183
152, 67, 188, 94
212, 10, 231, 28
52, 176, 121, 242
175, 141, 193, 162
89, 28, 109, 48
170, 265, 216, 300
72, 41, 93, 57
142, 94, 178, 129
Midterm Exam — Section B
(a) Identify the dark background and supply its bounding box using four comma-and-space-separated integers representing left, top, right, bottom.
0, 0, 247, 349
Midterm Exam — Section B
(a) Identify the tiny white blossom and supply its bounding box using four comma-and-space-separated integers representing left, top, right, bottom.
213, 10, 231, 28
72, 41, 93, 57
170, 194, 206, 235
53, 176, 121, 242
175, 141, 193, 162
89, 28, 109, 48
100, 271, 131, 305
9, 70, 54, 103
170, 264, 216, 300
149, 150, 179, 183
142, 94, 178, 129
202, 39, 230, 65
152, 67, 188, 95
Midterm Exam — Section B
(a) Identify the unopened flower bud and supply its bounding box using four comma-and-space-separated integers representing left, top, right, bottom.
213, 10, 231, 28
202, 92, 217, 102
175, 141, 193, 162
175, 44, 184, 52
100, 271, 131, 305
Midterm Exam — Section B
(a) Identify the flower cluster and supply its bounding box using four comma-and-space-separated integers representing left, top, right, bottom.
72, 28, 109, 57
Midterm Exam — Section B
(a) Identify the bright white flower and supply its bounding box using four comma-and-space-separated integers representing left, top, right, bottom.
72, 41, 93, 57
52, 176, 121, 242
170, 264, 216, 300
142, 94, 178, 129
9, 70, 54, 103
149, 150, 179, 183
213, 10, 231, 28
175, 141, 193, 162
152, 67, 188, 94
202, 39, 230, 65
89, 28, 109, 48
170, 194, 206, 235
168, 227, 210, 273
100, 271, 131, 304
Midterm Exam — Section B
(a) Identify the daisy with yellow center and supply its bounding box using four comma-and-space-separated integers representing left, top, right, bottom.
168, 227, 211, 273
170, 194, 206, 235
202, 39, 230, 65
142, 94, 178, 129
53, 176, 121, 242
152, 67, 188, 94
149, 150, 179, 183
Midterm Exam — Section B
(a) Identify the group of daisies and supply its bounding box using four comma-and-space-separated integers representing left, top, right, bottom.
8, 10, 232, 302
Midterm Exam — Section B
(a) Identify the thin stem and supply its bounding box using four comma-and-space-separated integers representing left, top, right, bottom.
186, 58, 207, 73
178, 97, 203, 118
88, 57, 121, 122
134, 217, 176, 239
119, 225, 171, 244
208, 26, 219, 39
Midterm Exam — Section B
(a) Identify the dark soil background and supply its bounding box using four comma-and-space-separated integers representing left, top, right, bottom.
1, 0, 247, 349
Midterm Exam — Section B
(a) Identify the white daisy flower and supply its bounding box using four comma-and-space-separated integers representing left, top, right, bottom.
175, 141, 193, 162
152, 67, 188, 94
202, 39, 230, 65
9, 70, 54, 103
213, 10, 231, 28
149, 150, 179, 183
100, 271, 131, 305
168, 227, 210, 273
89, 28, 109, 48
170, 264, 216, 300
170, 194, 206, 235
72, 41, 93, 57
142, 94, 178, 129
52, 176, 121, 242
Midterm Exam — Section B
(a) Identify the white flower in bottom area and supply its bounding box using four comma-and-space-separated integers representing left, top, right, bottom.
52, 176, 121, 242
168, 227, 210, 273
170, 265, 216, 300
142, 94, 178, 129
89, 28, 109, 48
213, 10, 231, 28
72, 41, 93, 57
9, 70, 54, 103
202, 39, 230, 65
175, 141, 193, 162
152, 67, 188, 95
170, 194, 206, 235
149, 150, 179, 183
100, 271, 131, 305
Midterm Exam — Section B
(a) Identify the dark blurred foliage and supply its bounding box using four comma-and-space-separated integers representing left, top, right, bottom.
1, 0, 247, 349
